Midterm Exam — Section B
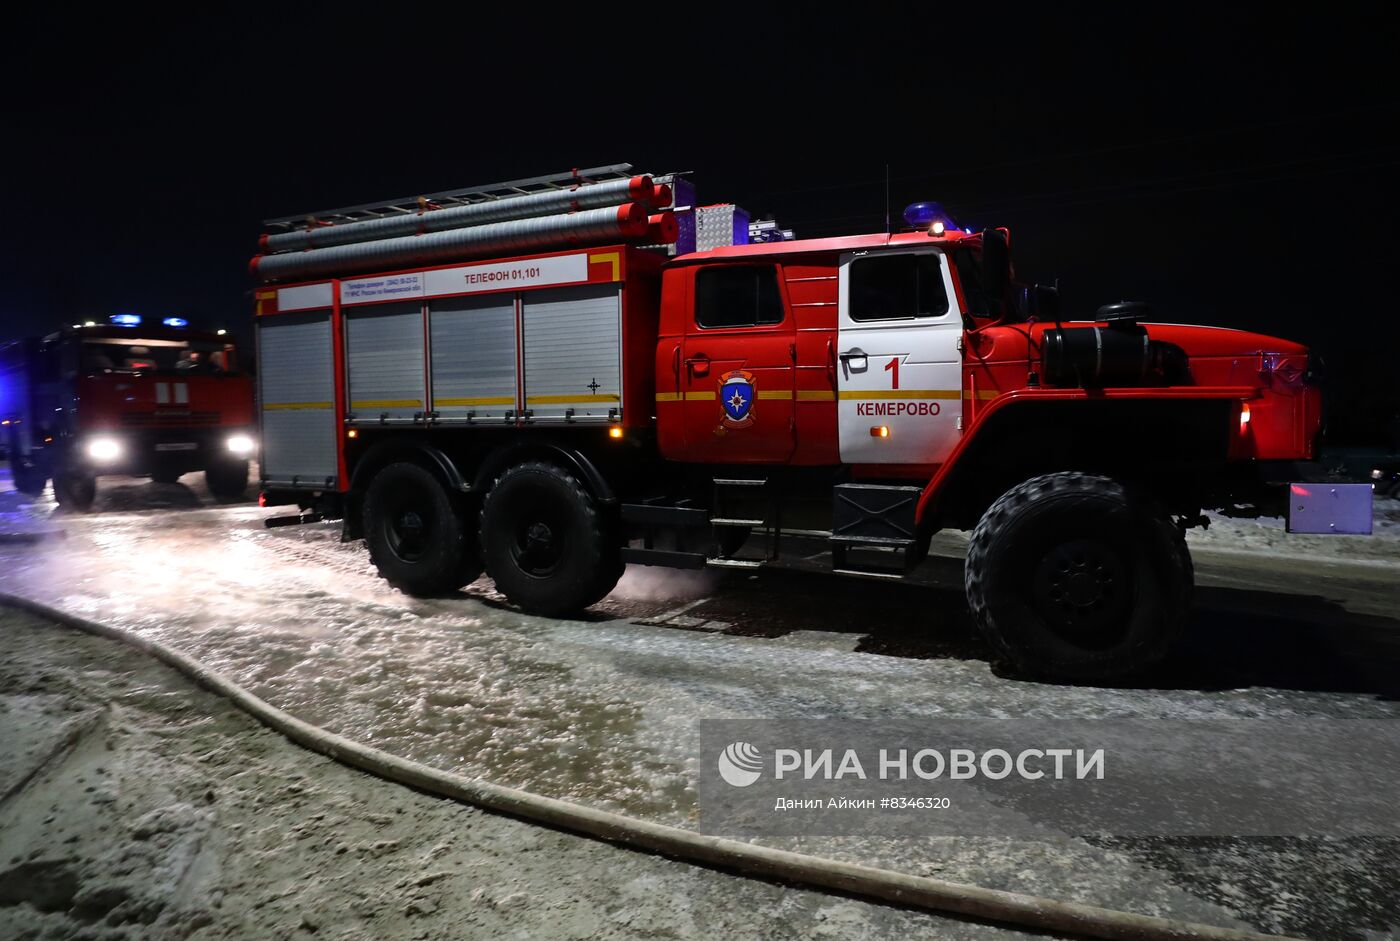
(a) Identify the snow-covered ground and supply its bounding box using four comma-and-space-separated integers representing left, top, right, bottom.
1, 468, 1398, 938
5, 611, 1013, 940
1187, 497, 1400, 566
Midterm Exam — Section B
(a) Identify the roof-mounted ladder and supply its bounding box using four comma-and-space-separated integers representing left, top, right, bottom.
262, 164, 671, 231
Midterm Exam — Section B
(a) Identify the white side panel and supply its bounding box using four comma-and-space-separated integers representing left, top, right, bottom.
346, 303, 425, 420
423, 253, 588, 297
429, 295, 517, 420
258, 312, 338, 486
521, 284, 621, 422
277, 283, 334, 312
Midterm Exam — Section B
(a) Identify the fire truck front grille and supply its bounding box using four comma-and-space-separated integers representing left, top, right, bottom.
121, 411, 221, 427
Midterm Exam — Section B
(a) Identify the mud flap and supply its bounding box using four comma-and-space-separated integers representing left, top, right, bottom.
1285, 482, 1373, 534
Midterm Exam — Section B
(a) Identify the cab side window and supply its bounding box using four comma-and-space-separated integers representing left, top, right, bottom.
850, 253, 948, 322
695, 265, 784, 329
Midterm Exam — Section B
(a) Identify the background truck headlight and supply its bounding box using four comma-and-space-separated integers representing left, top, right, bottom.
86, 438, 122, 462
226, 434, 255, 456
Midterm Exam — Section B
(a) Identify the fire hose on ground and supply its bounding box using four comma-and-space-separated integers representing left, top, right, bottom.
0, 592, 1306, 941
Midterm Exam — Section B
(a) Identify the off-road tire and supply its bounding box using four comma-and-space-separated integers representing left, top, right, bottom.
964, 472, 1192, 682
479, 461, 621, 616
54, 472, 96, 512
204, 461, 249, 501
364, 462, 481, 596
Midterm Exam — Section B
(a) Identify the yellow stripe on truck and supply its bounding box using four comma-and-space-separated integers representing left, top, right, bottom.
525, 394, 620, 405
264, 402, 333, 410
653, 391, 719, 402
435, 396, 515, 407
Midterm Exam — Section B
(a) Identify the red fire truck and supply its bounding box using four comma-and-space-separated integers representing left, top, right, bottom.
0, 318, 255, 510
250, 164, 1366, 680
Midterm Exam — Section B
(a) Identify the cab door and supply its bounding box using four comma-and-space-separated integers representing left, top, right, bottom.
679, 263, 795, 463
837, 248, 963, 465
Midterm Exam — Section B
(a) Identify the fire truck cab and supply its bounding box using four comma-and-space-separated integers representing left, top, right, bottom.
1, 318, 255, 510
251, 166, 1363, 681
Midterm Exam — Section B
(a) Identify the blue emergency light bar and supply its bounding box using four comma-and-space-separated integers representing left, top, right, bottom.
109, 314, 142, 327
902, 201, 961, 233
162, 317, 188, 328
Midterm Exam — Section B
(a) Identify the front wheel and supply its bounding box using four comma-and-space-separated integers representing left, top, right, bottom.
364, 462, 481, 596
54, 472, 96, 511
964, 472, 1191, 682
479, 461, 621, 616
204, 460, 249, 500
12, 464, 47, 497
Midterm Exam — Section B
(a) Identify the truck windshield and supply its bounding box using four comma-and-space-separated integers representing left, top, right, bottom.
81, 339, 235, 375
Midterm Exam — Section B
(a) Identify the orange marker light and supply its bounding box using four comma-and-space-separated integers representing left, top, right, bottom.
1239, 403, 1251, 432
347, 428, 359, 439
870, 425, 890, 438
608, 426, 624, 439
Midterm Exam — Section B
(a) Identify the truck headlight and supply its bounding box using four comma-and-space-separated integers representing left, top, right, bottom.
226, 434, 255, 456
86, 438, 122, 462
1372, 469, 1385, 480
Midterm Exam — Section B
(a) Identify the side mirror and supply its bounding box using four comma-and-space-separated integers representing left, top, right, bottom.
981, 229, 1011, 314
1032, 284, 1060, 322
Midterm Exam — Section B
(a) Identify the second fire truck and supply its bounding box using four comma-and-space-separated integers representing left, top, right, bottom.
249, 165, 1364, 681
1, 318, 255, 510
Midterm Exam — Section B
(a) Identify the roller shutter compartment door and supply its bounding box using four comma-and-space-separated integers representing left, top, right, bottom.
430, 294, 517, 420
521, 284, 622, 422
346, 302, 425, 421
258, 312, 338, 486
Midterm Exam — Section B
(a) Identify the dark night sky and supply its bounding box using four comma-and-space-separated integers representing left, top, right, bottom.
4, 6, 1398, 441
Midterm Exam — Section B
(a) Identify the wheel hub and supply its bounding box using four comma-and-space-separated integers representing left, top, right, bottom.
385, 504, 430, 562
526, 521, 554, 546
1031, 539, 1130, 637
512, 511, 566, 576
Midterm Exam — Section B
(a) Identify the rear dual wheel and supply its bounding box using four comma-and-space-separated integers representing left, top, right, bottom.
479, 461, 622, 616
364, 462, 483, 596
965, 472, 1192, 682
